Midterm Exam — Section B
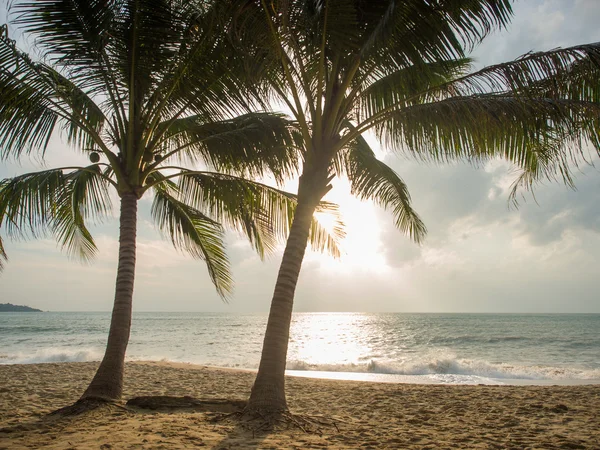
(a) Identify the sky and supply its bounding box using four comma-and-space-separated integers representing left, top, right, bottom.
1, 0, 600, 313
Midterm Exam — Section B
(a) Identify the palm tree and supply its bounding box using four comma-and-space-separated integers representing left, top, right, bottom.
0, 0, 341, 406
228, 0, 600, 413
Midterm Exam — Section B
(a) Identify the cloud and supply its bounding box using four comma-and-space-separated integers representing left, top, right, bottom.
471, 0, 600, 69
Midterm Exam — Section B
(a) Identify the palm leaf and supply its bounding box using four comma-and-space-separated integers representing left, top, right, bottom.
148, 169, 344, 258
11, 0, 118, 92
357, 59, 473, 121
336, 130, 426, 244
376, 94, 599, 182
355, 43, 600, 141
39, 64, 108, 150
310, 201, 345, 258
357, 0, 512, 64
0, 25, 108, 157
450, 42, 600, 98
0, 27, 60, 157
150, 180, 233, 299
153, 112, 301, 184
143, 1, 263, 127
176, 170, 297, 257
0, 236, 7, 272
0, 166, 113, 261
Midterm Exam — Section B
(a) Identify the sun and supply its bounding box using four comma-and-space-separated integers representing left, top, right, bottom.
307, 177, 391, 274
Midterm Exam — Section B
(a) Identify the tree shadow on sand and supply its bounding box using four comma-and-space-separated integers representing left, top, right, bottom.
207, 406, 343, 449
1, 395, 344, 449
126, 396, 271, 449
125, 395, 247, 414
125, 395, 340, 448
0, 401, 131, 448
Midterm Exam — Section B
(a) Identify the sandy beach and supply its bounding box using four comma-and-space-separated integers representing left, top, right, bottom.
0, 362, 598, 449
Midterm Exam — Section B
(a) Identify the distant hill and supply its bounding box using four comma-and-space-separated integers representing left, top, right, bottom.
0, 303, 43, 312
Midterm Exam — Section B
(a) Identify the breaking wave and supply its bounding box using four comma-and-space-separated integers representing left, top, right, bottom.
0, 347, 104, 365
286, 354, 600, 381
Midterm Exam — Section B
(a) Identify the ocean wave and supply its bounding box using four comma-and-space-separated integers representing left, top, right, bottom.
0, 347, 104, 365
286, 354, 600, 381
426, 335, 600, 349
4, 348, 600, 383
427, 334, 533, 345
3, 326, 65, 333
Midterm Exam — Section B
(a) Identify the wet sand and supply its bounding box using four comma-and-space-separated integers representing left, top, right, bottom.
0, 361, 599, 449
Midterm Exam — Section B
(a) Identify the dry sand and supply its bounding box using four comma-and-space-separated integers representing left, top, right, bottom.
0, 361, 599, 449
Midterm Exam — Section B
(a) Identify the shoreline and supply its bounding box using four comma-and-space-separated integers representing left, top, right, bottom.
139, 360, 600, 386
5, 358, 600, 386
1, 361, 599, 448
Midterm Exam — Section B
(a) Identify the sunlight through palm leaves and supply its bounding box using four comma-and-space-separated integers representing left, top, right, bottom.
226, 0, 600, 414
0, 0, 342, 408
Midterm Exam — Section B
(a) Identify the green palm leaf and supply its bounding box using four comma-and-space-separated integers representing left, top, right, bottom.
309, 201, 345, 258
142, 1, 263, 126
375, 94, 598, 182
357, 59, 473, 119
177, 170, 282, 257
0, 236, 7, 272
357, 0, 512, 64
173, 170, 343, 258
0, 26, 60, 157
153, 112, 301, 184
448, 43, 600, 98
151, 181, 233, 299
336, 130, 426, 244
0, 166, 113, 261
0, 25, 107, 157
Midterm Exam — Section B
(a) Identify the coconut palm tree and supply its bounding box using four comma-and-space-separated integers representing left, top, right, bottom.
227, 0, 600, 414
0, 0, 342, 407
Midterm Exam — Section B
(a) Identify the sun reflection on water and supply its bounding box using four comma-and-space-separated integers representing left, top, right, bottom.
287, 312, 375, 369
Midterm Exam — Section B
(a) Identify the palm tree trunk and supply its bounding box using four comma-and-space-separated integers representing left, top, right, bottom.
247, 188, 319, 413
81, 192, 138, 401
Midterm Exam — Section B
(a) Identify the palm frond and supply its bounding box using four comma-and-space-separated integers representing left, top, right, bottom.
0, 26, 108, 157
310, 201, 345, 258
358, 0, 513, 63
0, 166, 112, 261
153, 112, 301, 184
39, 65, 108, 150
0, 169, 65, 237
376, 94, 600, 182
150, 179, 233, 299
175, 170, 295, 257
336, 130, 426, 244
143, 1, 265, 127
10, 1, 127, 137
11, 0, 118, 92
148, 169, 344, 258
0, 27, 59, 157
0, 236, 7, 272
357, 59, 473, 121
448, 42, 600, 97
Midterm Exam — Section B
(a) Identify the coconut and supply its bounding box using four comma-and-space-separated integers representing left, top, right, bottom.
89, 152, 100, 163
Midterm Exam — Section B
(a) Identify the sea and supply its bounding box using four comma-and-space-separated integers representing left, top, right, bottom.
1, 312, 599, 385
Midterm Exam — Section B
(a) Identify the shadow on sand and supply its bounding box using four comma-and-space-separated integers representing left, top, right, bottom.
126, 395, 270, 449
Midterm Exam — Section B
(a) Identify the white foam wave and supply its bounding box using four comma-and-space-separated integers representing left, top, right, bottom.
3, 348, 599, 383
286, 353, 600, 381
0, 347, 104, 364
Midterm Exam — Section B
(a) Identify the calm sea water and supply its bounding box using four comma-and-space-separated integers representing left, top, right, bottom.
1, 312, 599, 385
